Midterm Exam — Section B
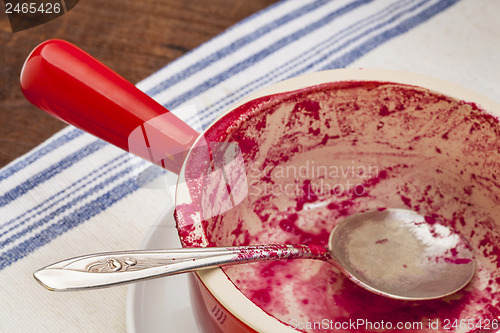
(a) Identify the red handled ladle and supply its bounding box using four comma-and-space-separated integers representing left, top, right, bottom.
22, 40, 475, 300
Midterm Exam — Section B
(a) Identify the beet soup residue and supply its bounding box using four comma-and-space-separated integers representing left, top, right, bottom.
176, 81, 500, 332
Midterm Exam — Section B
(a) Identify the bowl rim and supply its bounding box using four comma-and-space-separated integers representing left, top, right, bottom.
176, 68, 500, 332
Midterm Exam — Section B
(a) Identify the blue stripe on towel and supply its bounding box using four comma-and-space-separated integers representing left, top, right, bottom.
0, 153, 130, 235
145, 0, 332, 97
0, 128, 84, 182
320, 0, 462, 69
157, 0, 371, 111
192, 0, 430, 128
0, 177, 135, 270
0, 139, 107, 208
0, 164, 164, 270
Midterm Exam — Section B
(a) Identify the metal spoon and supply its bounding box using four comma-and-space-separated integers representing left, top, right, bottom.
33, 208, 475, 300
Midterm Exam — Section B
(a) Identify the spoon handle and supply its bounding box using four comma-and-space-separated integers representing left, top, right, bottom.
20, 40, 199, 174
34, 245, 329, 291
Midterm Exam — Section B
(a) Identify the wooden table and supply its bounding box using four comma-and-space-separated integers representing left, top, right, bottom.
0, 0, 277, 168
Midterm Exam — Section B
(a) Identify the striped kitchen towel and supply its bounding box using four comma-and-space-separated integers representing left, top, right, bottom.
1, 0, 499, 332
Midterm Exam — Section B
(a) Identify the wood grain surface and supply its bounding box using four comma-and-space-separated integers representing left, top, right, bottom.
0, 0, 277, 168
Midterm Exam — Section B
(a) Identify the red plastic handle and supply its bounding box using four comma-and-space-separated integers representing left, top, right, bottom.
20, 39, 199, 174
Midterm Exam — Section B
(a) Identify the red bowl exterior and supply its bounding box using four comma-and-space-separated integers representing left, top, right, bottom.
189, 273, 257, 333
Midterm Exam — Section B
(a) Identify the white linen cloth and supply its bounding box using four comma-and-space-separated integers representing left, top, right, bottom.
1, 0, 499, 331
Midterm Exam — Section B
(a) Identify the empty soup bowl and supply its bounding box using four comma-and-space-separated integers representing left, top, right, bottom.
176, 70, 500, 333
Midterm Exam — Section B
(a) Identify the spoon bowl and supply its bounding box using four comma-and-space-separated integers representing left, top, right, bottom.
329, 209, 475, 300
34, 208, 475, 300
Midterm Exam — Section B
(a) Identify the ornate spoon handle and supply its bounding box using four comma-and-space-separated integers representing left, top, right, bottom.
34, 245, 329, 291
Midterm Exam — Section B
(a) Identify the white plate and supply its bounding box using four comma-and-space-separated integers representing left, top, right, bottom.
126, 206, 204, 333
